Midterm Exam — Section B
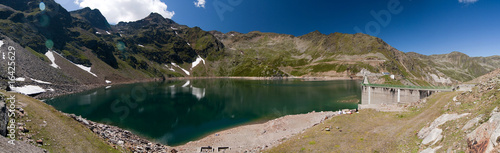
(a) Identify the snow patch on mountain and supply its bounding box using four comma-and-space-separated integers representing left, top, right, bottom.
48, 51, 97, 77
172, 63, 190, 75
0, 40, 3, 60
191, 55, 205, 70
75, 64, 97, 77
15, 77, 25, 81
10, 85, 46, 95
31, 78, 52, 84
165, 65, 176, 72
45, 50, 60, 69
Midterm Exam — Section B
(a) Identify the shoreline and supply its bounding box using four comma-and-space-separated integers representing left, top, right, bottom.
32, 76, 361, 152
173, 111, 343, 152
68, 110, 353, 152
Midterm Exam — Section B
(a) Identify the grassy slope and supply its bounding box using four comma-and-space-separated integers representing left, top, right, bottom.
267, 91, 458, 152
0, 90, 124, 153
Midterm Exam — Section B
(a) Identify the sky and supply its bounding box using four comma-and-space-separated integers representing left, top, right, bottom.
54, 0, 500, 57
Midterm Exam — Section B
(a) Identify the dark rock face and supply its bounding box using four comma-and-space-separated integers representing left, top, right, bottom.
70, 7, 111, 31
0, 95, 7, 137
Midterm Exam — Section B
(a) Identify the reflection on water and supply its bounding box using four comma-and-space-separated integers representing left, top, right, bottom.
173, 80, 206, 100
45, 79, 360, 146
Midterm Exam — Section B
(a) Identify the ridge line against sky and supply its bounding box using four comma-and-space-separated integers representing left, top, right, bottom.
55, 0, 500, 57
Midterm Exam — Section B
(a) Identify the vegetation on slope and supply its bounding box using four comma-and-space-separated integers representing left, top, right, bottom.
0, 90, 123, 152
267, 92, 458, 152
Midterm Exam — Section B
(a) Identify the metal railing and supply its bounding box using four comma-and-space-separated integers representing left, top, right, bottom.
361, 83, 453, 90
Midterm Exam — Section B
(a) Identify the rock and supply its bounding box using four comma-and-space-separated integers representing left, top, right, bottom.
462, 114, 484, 131
81, 119, 89, 125
467, 112, 500, 152
422, 128, 442, 145
20, 126, 29, 133
0, 100, 8, 137
36, 139, 43, 145
136, 146, 143, 151
418, 113, 470, 139
420, 146, 442, 153
117, 140, 124, 146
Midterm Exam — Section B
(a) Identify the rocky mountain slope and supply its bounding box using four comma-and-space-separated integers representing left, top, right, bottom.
0, 0, 499, 97
266, 68, 500, 152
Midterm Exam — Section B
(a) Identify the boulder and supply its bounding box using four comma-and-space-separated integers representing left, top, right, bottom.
0, 97, 8, 137
418, 113, 469, 139
467, 112, 500, 152
36, 139, 43, 145
422, 128, 442, 145
117, 140, 124, 146
462, 114, 484, 131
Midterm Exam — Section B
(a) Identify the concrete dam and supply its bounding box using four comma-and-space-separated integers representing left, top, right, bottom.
359, 78, 454, 109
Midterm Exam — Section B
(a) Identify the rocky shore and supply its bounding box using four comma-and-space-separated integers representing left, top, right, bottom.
67, 110, 353, 153
67, 114, 171, 153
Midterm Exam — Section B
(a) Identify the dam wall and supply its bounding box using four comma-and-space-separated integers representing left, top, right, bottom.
360, 86, 437, 105
359, 84, 453, 110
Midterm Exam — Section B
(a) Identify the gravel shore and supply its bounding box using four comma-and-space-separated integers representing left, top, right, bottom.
69, 111, 345, 153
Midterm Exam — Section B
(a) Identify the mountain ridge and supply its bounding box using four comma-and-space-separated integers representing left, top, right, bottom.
0, 0, 499, 97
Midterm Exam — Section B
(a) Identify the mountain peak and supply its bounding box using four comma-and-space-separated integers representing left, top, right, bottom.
70, 7, 111, 30
145, 12, 164, 19
140, 12, 175, 25
298, 30, 326, 40
309, 30, 323, 35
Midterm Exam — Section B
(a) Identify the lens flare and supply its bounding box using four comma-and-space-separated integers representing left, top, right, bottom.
39, 14, 50, 27
45, 39, 54, 49
39, 2, 46, 11
116, 42, 126, 51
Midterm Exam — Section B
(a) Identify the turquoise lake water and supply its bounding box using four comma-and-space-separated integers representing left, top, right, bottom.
45, 79, 360, 146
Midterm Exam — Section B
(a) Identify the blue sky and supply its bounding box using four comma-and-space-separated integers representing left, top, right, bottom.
56, 0, 500, 57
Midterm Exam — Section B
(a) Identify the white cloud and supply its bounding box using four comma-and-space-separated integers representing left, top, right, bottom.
458, 0, 478, 4
194, 0, 206, 8
75, 0, 175, 24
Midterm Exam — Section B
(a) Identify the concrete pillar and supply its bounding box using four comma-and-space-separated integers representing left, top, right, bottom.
368, 86, 371, 104
397, 89, 400, 102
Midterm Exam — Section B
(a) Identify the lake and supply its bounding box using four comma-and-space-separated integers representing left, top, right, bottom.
45, 79, 361, 146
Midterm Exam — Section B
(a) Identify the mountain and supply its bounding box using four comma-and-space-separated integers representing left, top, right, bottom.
70, 7, 111, 31
407, 51, 500, 82
208, 30, 461, 86
0, 0, 499, 98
